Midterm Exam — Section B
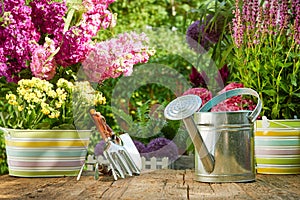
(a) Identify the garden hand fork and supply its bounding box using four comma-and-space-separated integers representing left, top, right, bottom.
90, 109, 140, 180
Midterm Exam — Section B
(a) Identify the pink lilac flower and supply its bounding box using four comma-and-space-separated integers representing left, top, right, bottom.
293, 0, 300, 44
211, 82, 256, 112
82, 32, 154, 83
232, 0, 244, 48
269, 0, 279, 33
81, 0, 115, 37
279, 0, 289, 30
30, 39, 57, 80
182, 87, 212, 106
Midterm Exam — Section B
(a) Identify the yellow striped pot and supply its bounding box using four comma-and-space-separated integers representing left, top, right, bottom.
2, 128, 91, 177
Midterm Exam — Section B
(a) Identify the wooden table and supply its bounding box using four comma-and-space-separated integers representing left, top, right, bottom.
0, 169, 299, 199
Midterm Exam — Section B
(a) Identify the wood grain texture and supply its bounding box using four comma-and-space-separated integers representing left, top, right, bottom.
0, 169, 299, 200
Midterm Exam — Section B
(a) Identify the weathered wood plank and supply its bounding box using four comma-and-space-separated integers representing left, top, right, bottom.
0, 170, 299, 200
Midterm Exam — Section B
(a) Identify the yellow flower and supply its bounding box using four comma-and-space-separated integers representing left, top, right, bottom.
35, 90, 43, 99
23, 93, 31, 102
6, 94, 18, 106
59, 93, 67, 101
57, 78, 74, 90
41, 102, 50, 115
6, 94, 16, 101
56, 88, 65, 96
48, 111, 60, 119
18, 105, 24, 111
94, 93, 106, 105
55, 101, 62, 108
8, 100, 18, 106
47, 90, 57, 98
17, 87, 27, 96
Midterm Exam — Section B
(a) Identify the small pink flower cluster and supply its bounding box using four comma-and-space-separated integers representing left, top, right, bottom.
211, 83, 256, 112
82, 32, 155, 83
182, 82, 256, 112
182, 88, 212, 106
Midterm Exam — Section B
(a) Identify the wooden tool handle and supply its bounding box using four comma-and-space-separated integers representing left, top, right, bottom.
90, 109, 112, 140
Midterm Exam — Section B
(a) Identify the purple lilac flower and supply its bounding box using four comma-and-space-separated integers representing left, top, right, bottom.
0, 0, 40, 82
269, 0, 279, 32
30, 0, 67, 44
216, 64, 229, 87
144, 138, 179, 162
2, 0, 25, 11
189, 65, 228, 88
55, 0, 115, 67
293, 0, 300, 44
55, 27, 92, 67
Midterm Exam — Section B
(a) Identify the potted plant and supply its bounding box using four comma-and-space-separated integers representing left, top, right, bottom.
226, 0, 300, 174
228, 0, 299, 120
0, 0, 154, 177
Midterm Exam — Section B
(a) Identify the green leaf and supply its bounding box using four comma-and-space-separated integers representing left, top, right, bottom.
290, 74, 297, 86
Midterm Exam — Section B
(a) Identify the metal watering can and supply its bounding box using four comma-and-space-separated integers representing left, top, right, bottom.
164, 88, 262, 182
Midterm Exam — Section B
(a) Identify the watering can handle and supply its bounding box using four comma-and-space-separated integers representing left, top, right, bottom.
199, 88, 262, 123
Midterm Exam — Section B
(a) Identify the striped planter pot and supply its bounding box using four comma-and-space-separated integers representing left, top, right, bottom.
255, 120, 300, 174
3, 129, 91, 177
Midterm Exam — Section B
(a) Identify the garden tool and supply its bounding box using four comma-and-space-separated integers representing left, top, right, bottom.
90, 109, 140, 180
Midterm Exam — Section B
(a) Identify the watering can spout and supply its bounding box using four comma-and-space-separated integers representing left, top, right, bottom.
164, 95, 215, 173
183, 117, 215, 173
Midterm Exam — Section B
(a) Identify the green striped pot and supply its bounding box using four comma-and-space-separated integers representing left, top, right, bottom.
2, 128, 91, 177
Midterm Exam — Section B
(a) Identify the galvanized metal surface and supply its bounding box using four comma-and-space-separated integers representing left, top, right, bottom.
194, 111, 255, 182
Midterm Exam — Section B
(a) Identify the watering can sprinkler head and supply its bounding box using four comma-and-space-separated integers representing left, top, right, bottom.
164, 95, 215, 173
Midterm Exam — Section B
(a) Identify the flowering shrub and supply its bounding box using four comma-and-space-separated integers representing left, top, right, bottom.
229, 0, 300, 119
0, 0, 115, 82
0, 0, 154, 129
